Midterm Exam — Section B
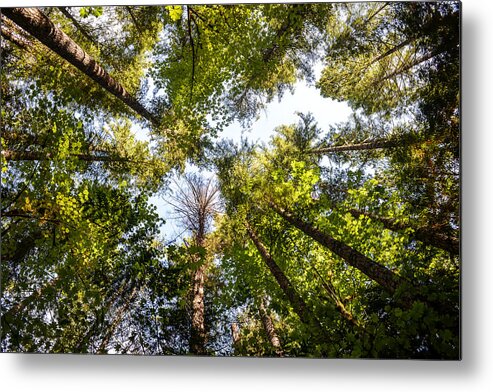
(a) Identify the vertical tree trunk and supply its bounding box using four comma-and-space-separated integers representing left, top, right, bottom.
189, 232, 207, 355
348, 209, 459, 255
269, 202, 405, 295
231, 322, 240, 346
2, 7, 159, 126
258, 297, 283, 357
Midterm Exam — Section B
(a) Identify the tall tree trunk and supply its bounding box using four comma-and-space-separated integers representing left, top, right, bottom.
2, 7, 160, 126
310, 263, 361, 329
97, 286, 138, 354
231, 322, 240, 347
258, 297, 283, 357
1, 17, 32, 49
308, 134, 418, 155
1, 148, 130, 163
374, 50, 442, 85
57, 7, 98, 46
189, 232, 207, 355
348, 208, 459, 255
245, 222, 320, 327
369, 38, 415, 65
269, 202, 405, 295
2, 148, 132, 163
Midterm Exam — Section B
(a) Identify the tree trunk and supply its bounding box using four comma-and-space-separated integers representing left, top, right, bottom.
308, 134, 418, 155
97, 286, 138, 354
269, 202, 405, 295
57, 7, 98, 46
374, 50, 441, 85
258, 297, 283, 357
2, 148, 130, 163
369, 38, 415, 66
2, 7, 159, 126
231, 322, 240, 346
189, 233, 207, 355
348, 209, 459, 255
310, 263, 361, 329
1, 17, 32, 49
245, 222, 318, 326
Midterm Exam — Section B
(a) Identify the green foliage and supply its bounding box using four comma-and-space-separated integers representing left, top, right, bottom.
1, 3, 459, 358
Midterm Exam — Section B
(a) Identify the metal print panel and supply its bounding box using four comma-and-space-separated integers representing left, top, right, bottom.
0, 2, 460, 358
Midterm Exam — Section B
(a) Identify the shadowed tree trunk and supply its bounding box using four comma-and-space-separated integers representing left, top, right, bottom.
189, 232, 207, 356
57, 7, 98, 46
310, 263, 361, 329
97, 286, 139, 354
308, 133, 419, 155
348, 208, 459, 255
268, 201, 405, 295
258, 297, 283, 357
1, 149, 131, 163
0, 17, 32, 49
245, 222, 322, 329
2, 7, 159, 126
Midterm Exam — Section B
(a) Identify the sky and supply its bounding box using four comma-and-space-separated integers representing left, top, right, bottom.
151, 75, 352, 243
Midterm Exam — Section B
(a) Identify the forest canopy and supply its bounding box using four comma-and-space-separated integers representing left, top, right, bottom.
0, 2, 460, 358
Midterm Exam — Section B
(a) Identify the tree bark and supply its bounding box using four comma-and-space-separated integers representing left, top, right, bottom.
57, 7, 98, 46
258, 297, 283, 356
308, 134, 418, 155
369, 38, 415, 66
268, 202, 405, 295
348, 209, 459, 255
189, 233, 207, 355
308, 139, 400, 155
0, 17, 32, 49
310, 263, 361, 328
374, 50, 441, 85
231, 322, 240, 346
2, 148, 130, 163
97, 286, 138, 354
2, 7, 160, 126
245, 222, 317, 326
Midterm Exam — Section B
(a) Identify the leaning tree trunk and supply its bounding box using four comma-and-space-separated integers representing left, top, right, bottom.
258, 297, 283, 357
268, 202, 405, 295
307, 133, 418, 155
57, 7, 98, 46
1, 149, 130, 163
310, 263, 361, 329
2, 7, 160, 126
97, 286, 139, 354
0, 16, 32, 49
348, 209, 459, 255
245, 222, 320, 327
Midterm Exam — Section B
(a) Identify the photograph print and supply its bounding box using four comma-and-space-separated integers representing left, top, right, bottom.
0, 2, 460, 358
